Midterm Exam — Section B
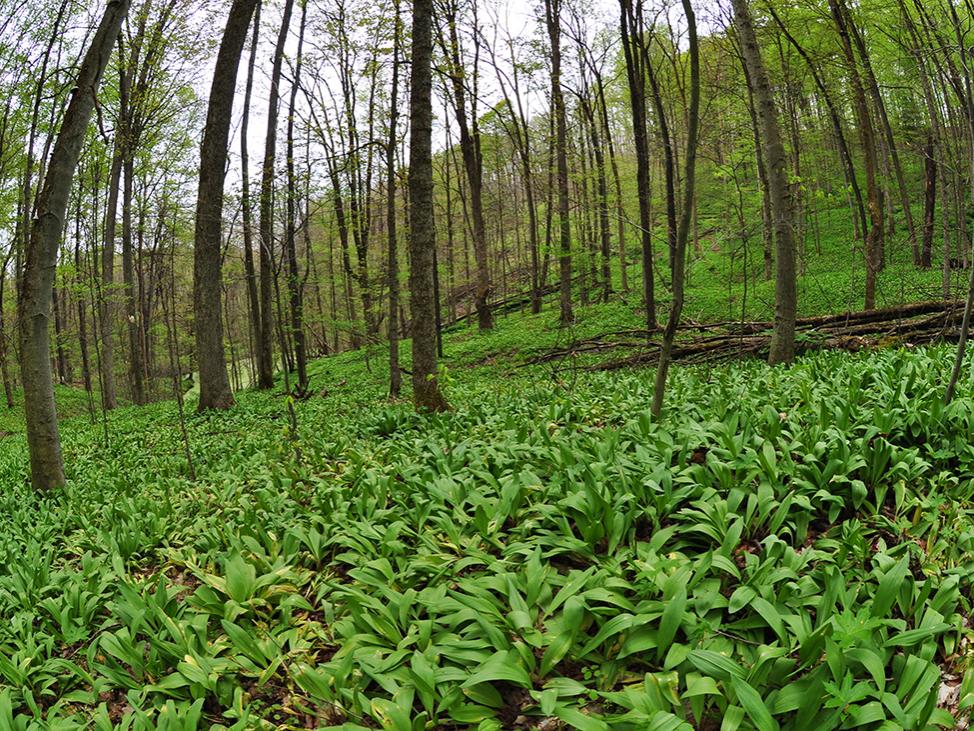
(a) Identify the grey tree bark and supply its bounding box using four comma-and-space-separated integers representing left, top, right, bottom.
240, 2, 262, 381
19, 0, 131, 489
734, 0, 796, 365
408, 0, 449, 412
100, 146, 122, 410
284, 0, 308, 394
544, 0, 574, 327
193, 0, 261, 410
651, 0, 699, 418
256, 0, 295, 388
387, 0, 403, 399
439, 0, 493, 330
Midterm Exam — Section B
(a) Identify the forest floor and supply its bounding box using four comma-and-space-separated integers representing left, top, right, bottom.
1, 291, 974, 729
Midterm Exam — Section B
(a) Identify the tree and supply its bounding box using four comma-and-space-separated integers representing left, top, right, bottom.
733, 0, 796, 365
284, 0, 309, 395
829, 0, 883, 310
408, 0, 448, 412
619, 0, 656, 331
20, 0, 131, 490
387, 0, 403, 399
240, 1, 262, 378
544, 0, 574, 327
651, 0, 700, 417
487, 22, 543, 313
193, 0, 261, 411
256, 0, 296, 389
437, 0, 493, 330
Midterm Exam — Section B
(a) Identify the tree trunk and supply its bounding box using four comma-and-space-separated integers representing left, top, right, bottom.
585, 101, 612, 304
922, 135, 935, 269
439, 1, 493, 330
0, 269, 13, 408
100, 146, 122, 409
408, 0, 448, 411
75, 189, 93, 395
651, 0, 699, 418
735, 0, 796, 364
257, 0, 295, 388
240, 1, 262, 390
545, 0, 574, 326
829, 0, 882, 311
388, 0, 402, 399
284, 0, 308, 394
619, 0, 656, 329
194, 0, 261, 411
846, 12, 917, 263
122, 156, 145, 403
53, 280, 71, 384
19, 0, 131, 490
741, 62, 773, 282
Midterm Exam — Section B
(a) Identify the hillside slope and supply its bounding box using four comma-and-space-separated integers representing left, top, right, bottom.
0, 318, 972, 728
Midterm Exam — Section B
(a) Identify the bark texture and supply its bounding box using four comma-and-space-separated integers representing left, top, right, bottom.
734, 0, 797, 365
193, 0, 261, 411
20, 0, 131, 489
408, 0, 448, 412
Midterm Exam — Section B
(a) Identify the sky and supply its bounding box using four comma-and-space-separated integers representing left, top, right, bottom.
225, 0, 629, 190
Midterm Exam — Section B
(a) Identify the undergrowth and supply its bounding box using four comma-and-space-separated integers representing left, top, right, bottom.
0, 341, 972, 728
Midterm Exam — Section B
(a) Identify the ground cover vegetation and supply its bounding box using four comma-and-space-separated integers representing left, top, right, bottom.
7, 0, 974, 727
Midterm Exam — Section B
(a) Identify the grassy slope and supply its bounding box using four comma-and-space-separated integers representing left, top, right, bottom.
0, 204, 971, 728
0, 295, 974, 728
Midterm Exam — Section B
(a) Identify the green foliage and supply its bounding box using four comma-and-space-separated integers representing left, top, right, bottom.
1, 340, 974, 727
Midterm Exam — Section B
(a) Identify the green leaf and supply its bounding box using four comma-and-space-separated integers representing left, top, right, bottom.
719, 706, 745, 731
688, 650, 745, 681
553, 705, 609, 731
750, 597, 786, 642
657, 586, 687, 656
684, 673, 720, 698
886, 624, 950, 647
462, 651, 532, 689
225, 555, 257, 604
871, 556, 909, 618
728, 586, 756, 614
731, 676, 779, 731
541, 631, 574, 676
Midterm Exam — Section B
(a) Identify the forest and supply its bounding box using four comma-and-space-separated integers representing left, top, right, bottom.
3, 0, 974, 727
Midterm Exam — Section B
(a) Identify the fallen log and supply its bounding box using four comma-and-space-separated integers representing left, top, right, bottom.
524, 300, 969, 371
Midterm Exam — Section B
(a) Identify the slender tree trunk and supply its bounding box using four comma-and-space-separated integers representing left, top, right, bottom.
241, 1, 262, 388
0, 269, 13, 408
19, 0, 131, 490
122, 156, 145, 403
589, 66, 627, 295
545, 0, 574, 326
75, 187, 93, 395
284, 0, 308, 394
830, 0, 882, 310
651, 0, 699, 418
770, 7, 868, 250
439, 2, 493, 330
734, 0, 796, 364
408, 0, 448, 411
257, 0, 295, 388
387, 0, 402, 399
741, 63, 773, 281
53, 279, 70, 384
100, 147, 122, 409
846, 13, 917, 263
619, 0, 656, 329
194, 0, 261, 410
923, 135, 935, 269
584, 101, 612, 304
